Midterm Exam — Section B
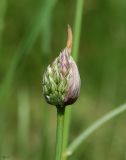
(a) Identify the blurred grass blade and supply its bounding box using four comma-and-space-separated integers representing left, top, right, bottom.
41, 0, 57, 56
0, 0, 7, 48
65, 103, 126, 158
62, 0, 84, 156
17, 89, 30, 159
0, 1, 55, 102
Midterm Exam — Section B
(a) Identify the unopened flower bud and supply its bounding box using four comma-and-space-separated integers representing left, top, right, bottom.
42, 25, 81, 107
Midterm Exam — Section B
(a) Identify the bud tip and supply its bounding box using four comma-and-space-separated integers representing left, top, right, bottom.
67, 24, 72, 54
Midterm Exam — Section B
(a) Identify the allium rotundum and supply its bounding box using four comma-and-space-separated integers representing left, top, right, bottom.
42, 25, 81, 107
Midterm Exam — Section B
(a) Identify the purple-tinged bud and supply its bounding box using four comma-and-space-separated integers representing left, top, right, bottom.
42, 25, 81, 107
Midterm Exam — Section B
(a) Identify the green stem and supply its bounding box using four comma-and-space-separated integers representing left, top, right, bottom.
55, 107, 65, 160
72, 0, 84, 61
64, 103, 126, 158
62, 107, 72, 158
62, 0, 84, 157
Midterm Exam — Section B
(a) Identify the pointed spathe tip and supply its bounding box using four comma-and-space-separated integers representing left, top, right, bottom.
67, 24, 72, 54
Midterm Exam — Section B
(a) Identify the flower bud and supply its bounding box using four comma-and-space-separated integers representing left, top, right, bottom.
42, 25, 81, 107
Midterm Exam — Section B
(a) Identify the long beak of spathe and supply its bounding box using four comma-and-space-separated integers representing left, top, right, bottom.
67, 24, 72, 54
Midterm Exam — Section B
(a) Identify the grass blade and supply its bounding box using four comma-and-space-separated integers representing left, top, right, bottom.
65, 103, 126, 158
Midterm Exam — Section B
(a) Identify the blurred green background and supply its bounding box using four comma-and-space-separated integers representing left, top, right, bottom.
0, 0, 126, 159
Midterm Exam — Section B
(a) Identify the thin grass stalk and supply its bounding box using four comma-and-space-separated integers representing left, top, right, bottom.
64, 103, 126, 158
62, 0, 84, 158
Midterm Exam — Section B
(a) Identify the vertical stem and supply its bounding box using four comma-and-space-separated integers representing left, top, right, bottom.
55, 107, 65, 160
72, 0, 84, 61
62, 107, 71, 157
62, 0, 84, 158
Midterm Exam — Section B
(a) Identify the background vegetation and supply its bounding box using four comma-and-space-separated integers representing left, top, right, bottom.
0, 0, 126, 159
